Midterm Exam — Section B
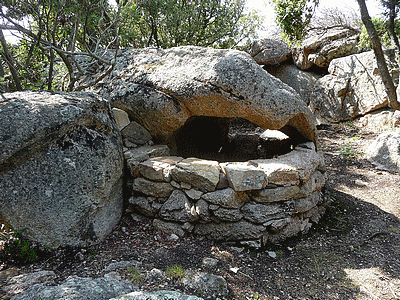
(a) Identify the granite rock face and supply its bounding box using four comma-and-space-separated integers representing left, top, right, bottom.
365, 131, 400, 173
246, 37, 291, 65
310, 49, 399, 123
111, 291, 203, 300
266, 64, 321, 105
10, 275, 137, 300
0, 91, 124, 248
292, 28, 359, 70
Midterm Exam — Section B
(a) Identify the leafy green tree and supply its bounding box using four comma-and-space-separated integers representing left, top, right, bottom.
1, 0, 263, 91
379, 0, 400, 51
270, 0, 319, 44
359, 16, 400, 50
0, 0, 120, 91
117, 0, 263, 48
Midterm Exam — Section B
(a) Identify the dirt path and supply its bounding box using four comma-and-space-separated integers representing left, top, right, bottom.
1, 124, 400, 300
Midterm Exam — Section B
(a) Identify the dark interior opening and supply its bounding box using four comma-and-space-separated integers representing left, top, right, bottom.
168, 116, 309, 162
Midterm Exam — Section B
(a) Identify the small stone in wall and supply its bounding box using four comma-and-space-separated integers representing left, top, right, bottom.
184, 189, 203, 200
201, 187, 249, 209
123, 138, 137, 148
264, 216, 312, 244
250, 185, 300, 203
213, 207, 243, 222
170, 181, 181, 188
298, 171, 326, 197
216, 172, 229, 190
159, 190, 198, 223
180, 182, 191, 190
121, 121, 152, 145
264, 218, 290, 233
252, 160, 299, 186
195, 199, 212, 223
132, 178, 174, 198
171, 158, 220, 192
127, 158, 140, 177
138, 156, 183, 182
221, 162, 266, 191
112, 108, 130, 130
151, 199, 164, 211
125, 145, 171, 163
128, 196, 156, 217
241, 202, 289, 224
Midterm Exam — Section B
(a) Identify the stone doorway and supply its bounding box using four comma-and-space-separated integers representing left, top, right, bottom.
168, 116, 308, 163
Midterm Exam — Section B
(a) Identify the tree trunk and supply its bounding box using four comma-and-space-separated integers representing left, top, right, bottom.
388, 0, 400, 52
0, 29, 22, 91
48, 49, 54, 91
356, 0, 400, 110
0, 58, 4, 77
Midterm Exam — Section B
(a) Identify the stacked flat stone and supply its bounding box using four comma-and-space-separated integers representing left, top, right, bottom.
120, 114, 327, 245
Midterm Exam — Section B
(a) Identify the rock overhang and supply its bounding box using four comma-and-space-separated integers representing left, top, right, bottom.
93, 46, 318, 147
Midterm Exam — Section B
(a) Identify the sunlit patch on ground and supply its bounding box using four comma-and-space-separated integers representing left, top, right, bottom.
345, 267, 400, 300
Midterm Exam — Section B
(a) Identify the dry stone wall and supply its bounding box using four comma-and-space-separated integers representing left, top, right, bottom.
119, 115, 327, 245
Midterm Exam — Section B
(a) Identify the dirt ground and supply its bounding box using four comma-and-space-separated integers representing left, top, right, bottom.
1, 123, 400, 300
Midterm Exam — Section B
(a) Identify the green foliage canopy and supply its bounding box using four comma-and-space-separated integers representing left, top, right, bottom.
117, 0, 263, 48
270, 0, 319, 44
0, 0, 263, 91
1, 0, 119, 91
359, 16, 400, 50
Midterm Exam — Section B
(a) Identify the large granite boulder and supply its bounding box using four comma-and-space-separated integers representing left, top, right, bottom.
0, 91, 124, 248
310, 49, 399, 123
111, 291, 203, 300
292, 28, 359, 70
266, 64, 321, 105
356, 109, 400, 132
10, 275, 136, 300
365, 131, 400, 173
92, 46, 317, 146
246, 37, 291, 65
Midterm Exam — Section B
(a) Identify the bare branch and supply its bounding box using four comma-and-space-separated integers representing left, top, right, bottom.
75, 38, 119, 91
1, 0, 120, 91
0, 29, 22, 91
